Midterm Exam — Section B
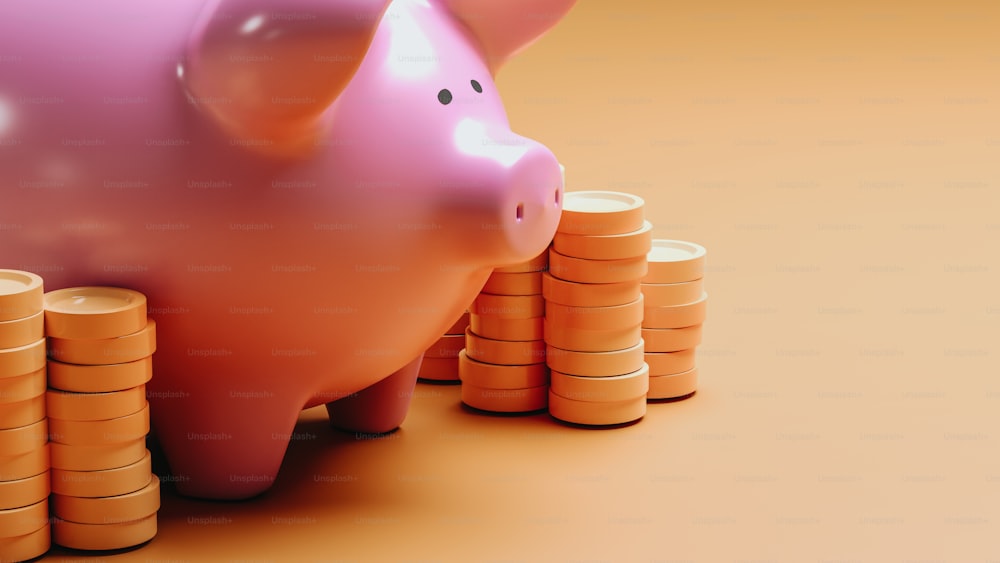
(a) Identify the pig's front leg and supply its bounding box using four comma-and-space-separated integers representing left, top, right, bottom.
153, 390, 303, 500
326, 355, 422, 434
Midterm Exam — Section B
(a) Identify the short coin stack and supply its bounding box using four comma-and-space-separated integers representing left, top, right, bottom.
642, 240, 707, 400
0, 270, 51, 562
418, 311, 470, 383
544, 192, 651, 425
459, 252, 549, 413
43, 287, 159, 551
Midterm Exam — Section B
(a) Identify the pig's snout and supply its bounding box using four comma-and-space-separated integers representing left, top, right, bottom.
451, 120, 563, 267
498, 143, 563, 265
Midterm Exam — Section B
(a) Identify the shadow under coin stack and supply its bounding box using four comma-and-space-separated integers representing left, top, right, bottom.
642, 240, 707, 400
460, 252, 549, 413
0, 270, 51, 562
545, 192, 651, 426
43, 287, 159, 551
418, 311, 470, 383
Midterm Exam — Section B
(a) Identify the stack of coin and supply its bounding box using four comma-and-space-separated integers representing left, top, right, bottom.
641, 240, 707, 400
544, 192, 651, 425
0, 270, 51, 562
42, 287, 159, 551
459, 251, 549, 413
418, 311, 470, 383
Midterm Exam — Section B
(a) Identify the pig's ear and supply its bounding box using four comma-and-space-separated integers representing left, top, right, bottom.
440, 0, 577, 74
183, 0, 391, 154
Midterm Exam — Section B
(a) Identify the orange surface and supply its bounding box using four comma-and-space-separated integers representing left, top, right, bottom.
39, 0, 1000, 560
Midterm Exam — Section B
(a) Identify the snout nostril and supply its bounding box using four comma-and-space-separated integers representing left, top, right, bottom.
515, 203, 524, 223
554, 188, 560, 206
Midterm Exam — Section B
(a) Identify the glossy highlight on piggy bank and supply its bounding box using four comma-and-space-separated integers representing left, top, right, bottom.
0, 0, 574, 499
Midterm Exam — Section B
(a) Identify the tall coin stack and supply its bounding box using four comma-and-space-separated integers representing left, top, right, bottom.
545, 192, 652, 425
641, 240, 707, 400
0, 270, 51, 562
43, 287, 159, 551
459, 251, 549, 413
418, 311, 470, 383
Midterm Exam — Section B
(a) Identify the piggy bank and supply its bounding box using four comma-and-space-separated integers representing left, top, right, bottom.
0, 0, 573, 499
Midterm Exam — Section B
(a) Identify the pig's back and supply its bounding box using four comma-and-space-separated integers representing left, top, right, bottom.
0, 0, 207, 148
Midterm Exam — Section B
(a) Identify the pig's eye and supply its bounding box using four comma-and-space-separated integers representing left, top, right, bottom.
471, 80, 483, 93
437, 89, 453, 105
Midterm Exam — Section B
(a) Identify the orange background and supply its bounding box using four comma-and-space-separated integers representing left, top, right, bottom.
48, 0, 999, 560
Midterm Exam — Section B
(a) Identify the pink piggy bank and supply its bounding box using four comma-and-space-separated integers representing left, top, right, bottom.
0, 0, 573, 499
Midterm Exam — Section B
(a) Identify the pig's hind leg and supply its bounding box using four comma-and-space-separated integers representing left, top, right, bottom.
325, 355, 422, 434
